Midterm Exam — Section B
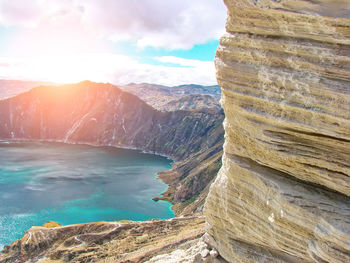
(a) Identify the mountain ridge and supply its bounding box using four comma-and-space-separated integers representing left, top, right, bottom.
0, 81, 224, 215
0, 80, 53, 100
119, 83, 221, 111
0, 80, 224, 262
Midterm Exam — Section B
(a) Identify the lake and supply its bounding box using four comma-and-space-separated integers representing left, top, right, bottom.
0, 141, 174, 249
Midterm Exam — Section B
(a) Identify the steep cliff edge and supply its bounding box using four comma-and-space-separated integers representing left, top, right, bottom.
0, 217, 206, 263
205, 0, 350, 262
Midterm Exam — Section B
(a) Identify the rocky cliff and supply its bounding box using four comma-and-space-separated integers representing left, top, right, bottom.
0, 217, 206, 263
205, 0, 350, 262
0, 81, 224, 214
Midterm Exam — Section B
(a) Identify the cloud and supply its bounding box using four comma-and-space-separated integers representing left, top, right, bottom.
0, 1, 222, 85
0, 0, 226, 50
0, 0, 42, 27
154, 56, 213, 68
0, 53, 217, 86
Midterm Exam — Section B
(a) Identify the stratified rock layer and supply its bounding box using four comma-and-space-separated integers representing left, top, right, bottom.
0, 217, 205, 263
205, 0, 350, 262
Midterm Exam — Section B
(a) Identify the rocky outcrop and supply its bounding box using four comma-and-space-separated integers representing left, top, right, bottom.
159, 139, 223, 215
0, 81, 224, 214
205, 0, 350, 262
0, 217, 205, 263
145, 237, 225, 263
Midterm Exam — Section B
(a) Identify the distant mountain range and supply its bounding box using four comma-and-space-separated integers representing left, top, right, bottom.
160, 94, 220, 111
0, 81, 221, 111
0, 80, 224, 215
0, 80, 52, 99
119, 83, 221, 111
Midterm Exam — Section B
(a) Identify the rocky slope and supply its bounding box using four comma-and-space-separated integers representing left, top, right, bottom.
0, 81, 224, 214
0, 217, 206, 263
205, 0, 350, 262
119, 83, 221, 111
158, 139, 223, 215
161, 94, 220, 112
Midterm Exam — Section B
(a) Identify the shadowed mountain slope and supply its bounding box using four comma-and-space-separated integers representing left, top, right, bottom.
161, 94, 220, 111
119, 83, 221, 111
0, 81, 224, 214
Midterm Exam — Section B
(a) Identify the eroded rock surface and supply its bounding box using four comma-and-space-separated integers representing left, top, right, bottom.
205, 0, 350, 262
145, 237, 225, 263
0, 217, 205, 263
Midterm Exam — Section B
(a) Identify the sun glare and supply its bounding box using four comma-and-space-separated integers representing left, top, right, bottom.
14, 53, 127, 84
33, 55, 87, 84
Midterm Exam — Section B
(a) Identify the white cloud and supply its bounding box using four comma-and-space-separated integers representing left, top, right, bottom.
0, 0, 226, 50
0, 1, 223, 85
0, 0, 42, 27
0, 53, 217, 86
155, 56, 213, 68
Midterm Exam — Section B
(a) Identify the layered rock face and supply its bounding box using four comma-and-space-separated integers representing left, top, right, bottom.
205, 0, 350, 262
0, 217, 205, 262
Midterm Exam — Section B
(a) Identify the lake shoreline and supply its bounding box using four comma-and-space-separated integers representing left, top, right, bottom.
0, 138, 176, 207
0, 140, 175, 249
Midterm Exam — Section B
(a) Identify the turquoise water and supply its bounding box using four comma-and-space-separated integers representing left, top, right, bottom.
0, 141, 174, 249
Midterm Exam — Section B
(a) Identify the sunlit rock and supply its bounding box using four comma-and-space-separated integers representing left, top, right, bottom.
205, 0, 350, 262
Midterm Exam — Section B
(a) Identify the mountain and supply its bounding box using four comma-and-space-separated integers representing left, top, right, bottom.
1, 216, 208, 262
160, 94, 220, 111
2, 0, 350, 261
0, 80, 224, 262
0, 81, 224, 215
0, 80, 52, 99
119, 83, 221, 111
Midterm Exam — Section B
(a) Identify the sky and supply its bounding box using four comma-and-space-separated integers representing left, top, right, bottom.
0, 0, 227, 86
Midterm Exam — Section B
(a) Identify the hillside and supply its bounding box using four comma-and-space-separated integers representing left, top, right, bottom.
119, 83, 221, 111
161, 94, 220, 112
0, 81, 224, 215
1, 217, 209, 263
0, 80, 52, 99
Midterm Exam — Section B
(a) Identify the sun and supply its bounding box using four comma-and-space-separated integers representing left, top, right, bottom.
32, 55, 93, 84
7, 21, 116, 84
20, 53, 121, 84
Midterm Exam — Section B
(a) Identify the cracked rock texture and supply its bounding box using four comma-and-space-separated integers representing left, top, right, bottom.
0, 217, 205, 263
205, 0, 350, 262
